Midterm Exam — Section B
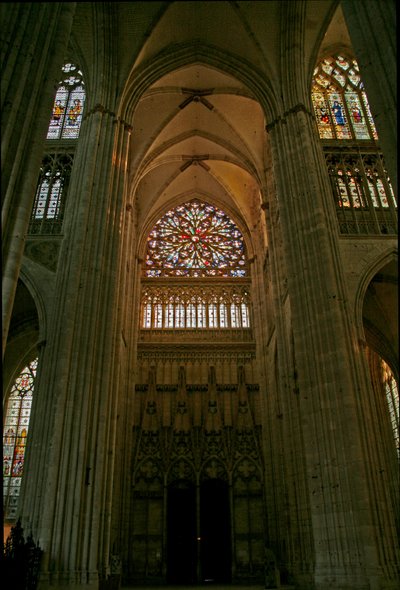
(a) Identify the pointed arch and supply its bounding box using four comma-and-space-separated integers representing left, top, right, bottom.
138, 189, 254, 262
46, 62, 86, 140
144, 198, 249, 278
358, 252, 398, 377
312, 52, 378, 141
167, 458, 196, 485
355, 249, 398, 336
311, 51, 397, 235
28, 62, 86, 237
3, 358, 38, 522
119, 42, 279, 125
139, 198, 253, 331
200, 458, 228, 482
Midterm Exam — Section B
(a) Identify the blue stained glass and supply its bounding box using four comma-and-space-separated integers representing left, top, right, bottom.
145, 199, 248, 277
3, 359, 37, 521
312, 54, 378, 141
47, 64, 85, 140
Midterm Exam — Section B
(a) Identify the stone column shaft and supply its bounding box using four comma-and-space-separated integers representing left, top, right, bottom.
261, 188, 315, 583
267, 104, 399, 589
20, 106, 131, 588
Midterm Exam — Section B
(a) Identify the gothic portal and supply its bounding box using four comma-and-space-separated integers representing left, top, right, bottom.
130, 365, 265, 585
128, 198, 266, 584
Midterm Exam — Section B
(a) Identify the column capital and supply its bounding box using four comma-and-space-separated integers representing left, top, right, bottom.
83, 104, 133, 132
265, 102, 314, 132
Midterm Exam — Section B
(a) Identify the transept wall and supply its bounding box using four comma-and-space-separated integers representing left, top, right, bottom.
2, 2, 398, 589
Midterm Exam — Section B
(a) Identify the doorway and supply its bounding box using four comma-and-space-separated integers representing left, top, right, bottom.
166, 477, 232, 584
200, 478, 232, 583
166, 480, 197, 584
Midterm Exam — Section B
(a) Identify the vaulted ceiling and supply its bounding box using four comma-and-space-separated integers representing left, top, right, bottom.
72, 1, 348, 240
130, 64, 265, 238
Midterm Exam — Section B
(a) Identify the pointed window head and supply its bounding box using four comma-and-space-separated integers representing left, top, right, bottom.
47, 63, 85, 140
312, 54, 378, 141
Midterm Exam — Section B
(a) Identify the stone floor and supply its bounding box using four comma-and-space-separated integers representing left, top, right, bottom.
122, 585, 294, 589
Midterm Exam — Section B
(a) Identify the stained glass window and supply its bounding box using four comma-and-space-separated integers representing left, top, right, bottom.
314, 55, 397, 236
142, 200, 251, 330
325, 152, 397, 235
208, 303, 218, 328
140, 285, 251, 330
3, 359, 38, 521
230, 304, 241, 328
187, 303, 197, 328
241, 303, 250, 328
176, 304, 185, 328
219, 303, 228, 328
145, 199, 248, 278
47, 63, 85, 140
144, 304, 152, 328
381, 360, 399, 458
198, 302, 206, 328
312, 55, 378, 141
29, 153, 74, 235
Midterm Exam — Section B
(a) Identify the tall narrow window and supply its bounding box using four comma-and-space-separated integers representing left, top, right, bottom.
166, 302, 174, 328
3, 359, 38, 521
312, 53, 397, 235
187, 303, 197, 328
230, 304, 240, 328
175, 304, 185, 328
143, 303, 152, 329
382, 360, 399, 457
219, 302, 228, 328
312, 54, 377, 141
241, 303, 250, 328
47, 63, 85, 140
29, 153, 74, 235
155, 303, 163, 328
198, 301, 206, 328
208, 303, 218, 328
29, 63, 85, 237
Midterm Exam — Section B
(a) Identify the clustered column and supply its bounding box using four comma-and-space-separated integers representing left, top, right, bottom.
20, 104, 131, 589
266, 103, 399, 589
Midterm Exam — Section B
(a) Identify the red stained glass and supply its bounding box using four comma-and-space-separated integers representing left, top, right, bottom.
312, 55, 378, 141
145, 199, 248, 277
47, 64, 85, 140
3, 359, 37, 521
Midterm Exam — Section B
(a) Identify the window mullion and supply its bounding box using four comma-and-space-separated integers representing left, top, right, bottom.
358, 156, 380, 234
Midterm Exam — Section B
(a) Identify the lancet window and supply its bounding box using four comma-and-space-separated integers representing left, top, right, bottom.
312, 55, 377, 141
46, 63, 85, 140
141, 199, 251, 331
382, 360, 399, 458
141, 285, 251, 330
3, 359, 38, 521
312, 53, 397, 235
325, 152, 397, 235
28, 63, 84, 236
28, 152, 74, 235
